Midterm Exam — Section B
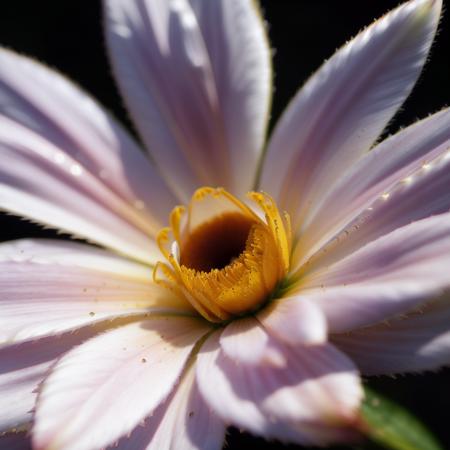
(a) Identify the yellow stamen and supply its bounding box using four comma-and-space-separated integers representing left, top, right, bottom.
154, 187, 291, 323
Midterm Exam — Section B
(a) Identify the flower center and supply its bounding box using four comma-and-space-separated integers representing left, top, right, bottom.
180, 212, 255, 271
154, 187, 291, 323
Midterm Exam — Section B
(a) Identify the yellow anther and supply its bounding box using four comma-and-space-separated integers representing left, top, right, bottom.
154, 187, 291, 322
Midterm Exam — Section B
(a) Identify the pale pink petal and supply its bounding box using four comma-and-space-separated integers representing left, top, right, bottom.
197, 332, 362, 446
0, 239, 193, 344
292, 107, 450, 271
333, 294, 450, 375
314, 149, 450, 271
104, 0, 271, 200
114, 366, 225, 450
0, 326, 106, 432
257, 297, 327, 345
292, 137, 450, 276
187, 0, 271, 195
33, 317, 210, 450
298, 214, 450, 333
219, 317, 284, 366
0, 432, 32, 450
0, 48, 176, 264
182, 187, 258, 233
220, 303, 326, 366
260, 0, 441, 233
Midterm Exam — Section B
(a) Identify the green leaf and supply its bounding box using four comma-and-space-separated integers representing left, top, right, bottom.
360, 386, 443, 450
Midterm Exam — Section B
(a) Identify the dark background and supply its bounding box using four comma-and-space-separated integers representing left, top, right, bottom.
0, 1, 449, 449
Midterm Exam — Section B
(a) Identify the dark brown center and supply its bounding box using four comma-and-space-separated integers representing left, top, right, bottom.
180, 212, 256, 272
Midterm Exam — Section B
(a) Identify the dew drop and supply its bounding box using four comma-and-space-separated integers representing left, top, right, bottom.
402, 176, 413, 185
70, 164, 83, 177
114, 24, 131, 38
141, 358, 147, 363
89, 311, 95, 317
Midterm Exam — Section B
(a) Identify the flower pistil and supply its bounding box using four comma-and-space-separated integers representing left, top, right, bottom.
154, 187, 291, 322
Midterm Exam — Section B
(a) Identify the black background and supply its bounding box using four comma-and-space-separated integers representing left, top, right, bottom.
0, 1, 449, 449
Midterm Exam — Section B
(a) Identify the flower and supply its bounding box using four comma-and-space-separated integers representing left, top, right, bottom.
0, 0, 449, 448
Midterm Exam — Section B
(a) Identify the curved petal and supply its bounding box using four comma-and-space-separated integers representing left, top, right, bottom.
0, 432, 32, 450
257, 297, 327, 346
183, 186, 258, 234
114, 366, 225, 450
219, 301, 327, 367
298, 214, 450, 333
260, 0, 441, 233
0, 48, 176, 264
197, 332, 362, 446
219, 317, 284, 366
332, 294, 450, 375
33, 317, 210, 450
298, 146, 450, 274
104, 0, 271, 200
0, 325, 109, 432
292, 107, 450, 271
0, 239, 193, 344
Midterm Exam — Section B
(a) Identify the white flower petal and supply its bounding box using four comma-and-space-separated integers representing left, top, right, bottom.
293, 145, 450, 277
0, 327, 106, 432
115, 366, 225, 450
292, 108, 450, 272
197, 332, 362, 446
0, 239, 193, 344
33, 317, 210, 450
260, 0, 441, 233
300, 213, 450, 333
219, 317, 284, 366
0, 48, 176, 264
257, 297, 327, 345
104, 0, 271, 200
333, 294, 450, 375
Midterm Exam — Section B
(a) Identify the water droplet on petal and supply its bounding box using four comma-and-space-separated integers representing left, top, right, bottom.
402, 176, 413, 185
70, 164, 83, 177
114, 24, 131, 38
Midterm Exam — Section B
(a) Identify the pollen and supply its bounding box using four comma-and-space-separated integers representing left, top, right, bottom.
154, 187, 291, 323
